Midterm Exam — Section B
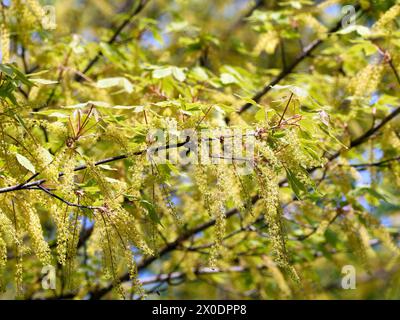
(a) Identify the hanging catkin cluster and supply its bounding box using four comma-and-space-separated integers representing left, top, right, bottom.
357, 211, 400, 256
372, 3, 400, 34
297, 13, 328, 39
16, 198, 51, 266
348, 63, 384, 102
254, 31, 279, 55
341, 214, 370, 266
256, 154, 285, 261
0, 22, 10, 63
256, 141, 300, 281
0, 202, 24, 296
193, 157, 231, 268
26, 0, 45, 21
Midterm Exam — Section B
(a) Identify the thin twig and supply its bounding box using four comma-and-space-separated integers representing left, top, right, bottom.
75, 0, 150, 81
238, 5, 360, 114
36, 185, 103, 210
0, 138, 191, 194
278, 92, 293, 126
88, 103, 400, 299
342, 156, 400, 169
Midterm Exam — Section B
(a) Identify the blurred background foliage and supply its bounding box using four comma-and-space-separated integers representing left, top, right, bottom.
0, 0, 400, 300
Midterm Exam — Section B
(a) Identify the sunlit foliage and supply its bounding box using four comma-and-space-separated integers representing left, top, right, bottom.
0, 0, 399, 299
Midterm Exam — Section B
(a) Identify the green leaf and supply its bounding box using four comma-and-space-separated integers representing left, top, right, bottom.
96, 77, 133, 93
272, 84, 308, 98
318, 123, 348, 149
220, 73, 238, 85
0, 64, 33, 87
140, 199, 163, 227
337, 25, 371, 37
234, 94, 259, 107
285, 168, 306, 199
351, 186, 388, 202
172, 67, 186, 82
30, 78, 58, 85
190, 66, 209, 81
16, 153, 36, 174
152, 67, 173, 79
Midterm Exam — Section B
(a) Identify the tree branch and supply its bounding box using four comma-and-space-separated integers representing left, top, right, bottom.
238, 5, 360, 114
140, 265, 266, 286
87, 103, 400, 299
36, 185, 103, 210
343, 156, 400, 169
75, 0, 150, 82
0, 138, 189, 195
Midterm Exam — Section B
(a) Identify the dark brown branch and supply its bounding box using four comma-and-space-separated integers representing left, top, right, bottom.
86, 104, 400, 299
6, 90, 397, 299
224, 0, 265, 36
278, 92, 293, 126
88, 203, 248, 299
0, 138, 190, 195
343, 156, 400, 169
294, 209, 342, 241
326, 106, 400, 162
40, 0, 150, 109
238, 6, 359, 114
140, 265, 266, 286
36, 185, 103, 210
75, 0, 150, 81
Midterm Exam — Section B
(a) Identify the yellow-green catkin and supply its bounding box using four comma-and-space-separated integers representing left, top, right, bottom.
0, 235, 6, 291
348, 64, 384, 103
0, 208, 17, 244
53, 205, 69, 266
42, 147, 72, 185
0, 22, 10, 63
0, 205, 24, 297
127, 156, 145, 198
17, 200, 51, 266
15, 256, 23, 298
26, 0, 45, 22
257, 144, 300, 282
87, 160, 114, 198
11, 1, 36, 44
274, 129, 319, 194
194, 165, 213, 213
263, 255, 292, 298
97, 213, 123, 298
59, 157, 76, 200
254, 31, 279, 55
298, 14, 328, 39
88, 157, 152, 257
342, 215, 369, 267
196, 165, 227, 269
126, 250, 145, 299
372, 3, 400, 34
358, 211, 400, 256
257, 165, 286, 262
359, 224, 377, 259
31, 146, 54, 174
0, 209, 18, 290
63, 210, 81, 291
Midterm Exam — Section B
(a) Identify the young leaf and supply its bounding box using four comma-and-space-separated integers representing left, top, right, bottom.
16, 154, 36, 174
